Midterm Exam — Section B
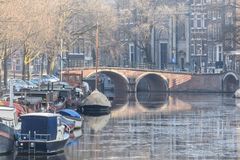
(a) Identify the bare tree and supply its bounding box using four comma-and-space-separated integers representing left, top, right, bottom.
0, 0, 120, 85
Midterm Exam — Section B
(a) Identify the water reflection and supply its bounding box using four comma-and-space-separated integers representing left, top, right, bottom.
65, 113, 111, 160
235, 98, 240, 108
15, 153, 66, 160
0, 153, 16, 160
84, 114, 111, 133
111, 92, 193, 118
136, 92, 169, 109
7, 93, 240, 159
70, 93, 240, 159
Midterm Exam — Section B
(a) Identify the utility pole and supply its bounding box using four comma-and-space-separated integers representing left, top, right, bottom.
9, 80, 13, 108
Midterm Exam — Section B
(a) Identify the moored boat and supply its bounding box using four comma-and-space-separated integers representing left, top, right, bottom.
0, 101, 25, 117
78, 90, 111, 116
59, 109, 83, 130
0, 107, 18, 154
17, 113, 69, 155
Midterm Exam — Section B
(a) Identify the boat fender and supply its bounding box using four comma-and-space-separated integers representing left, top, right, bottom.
58, 129, 63, 139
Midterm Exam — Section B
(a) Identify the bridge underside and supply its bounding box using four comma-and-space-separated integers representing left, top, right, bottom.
136, 74, 168, 92
87, 71, 129, 98
223, 75, 239, 92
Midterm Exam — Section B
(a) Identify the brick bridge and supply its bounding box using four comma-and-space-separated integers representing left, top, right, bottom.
64, 67, 239, 95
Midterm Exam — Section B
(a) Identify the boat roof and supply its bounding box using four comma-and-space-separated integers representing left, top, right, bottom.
59, 109, 81, 119
21, 112, 59, 118
0, 106, 15, 111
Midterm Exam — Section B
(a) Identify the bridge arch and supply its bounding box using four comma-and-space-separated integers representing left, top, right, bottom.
135, 72, 168, 92
86, 69, 129, 97
222, 72, 239, 92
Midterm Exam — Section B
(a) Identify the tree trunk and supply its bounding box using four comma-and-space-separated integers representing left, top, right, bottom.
3, 46, 8, 88
22, 45, 26, 81
0, 60, 2, 92
41, 55, 44, 76
47, 57, 51, 75
27, 61, 30, 80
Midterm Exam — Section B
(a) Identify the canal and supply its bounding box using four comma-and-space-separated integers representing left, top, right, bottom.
3, 92, 240, 160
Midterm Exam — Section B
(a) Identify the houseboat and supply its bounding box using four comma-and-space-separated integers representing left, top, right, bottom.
0, 107, 18, 154
17, 113, 69, 154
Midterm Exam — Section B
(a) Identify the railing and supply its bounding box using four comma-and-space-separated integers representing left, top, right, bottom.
18, 131, 51, 141
18, 133, 30, 140
34, 133, 51, 141
64, 65, 239, 75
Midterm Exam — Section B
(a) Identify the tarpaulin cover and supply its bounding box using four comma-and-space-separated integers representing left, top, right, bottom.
59, 109, 81, 119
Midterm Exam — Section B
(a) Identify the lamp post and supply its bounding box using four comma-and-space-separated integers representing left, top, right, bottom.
60, 38, 63, 82
172, 49, 176, 71
199, 48, 202, 73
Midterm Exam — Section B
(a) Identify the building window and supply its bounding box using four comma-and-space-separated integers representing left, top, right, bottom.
129, 43, 134, 64
197, 19, 201, 28
195, 0, 201, 5
16, 66, 21, 71
190, 20, 194, 28
203, 15, 207, 28
219, 46, 222, 53
16, 59, 20, 65
190, 44, 195, 55
196, 15, 202, 28
225, 12, 233, 25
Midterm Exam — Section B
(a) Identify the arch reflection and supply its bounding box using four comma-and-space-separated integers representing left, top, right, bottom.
111, 92, 193, 118
136, 92, 169, 109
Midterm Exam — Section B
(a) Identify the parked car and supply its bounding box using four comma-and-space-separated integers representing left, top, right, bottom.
0, 94, 24, 101
30, 78, 42, 85
50, 75, 60, 82
8, 79, 28, 91
39, 75, 58, 84
25, 80, 38, 88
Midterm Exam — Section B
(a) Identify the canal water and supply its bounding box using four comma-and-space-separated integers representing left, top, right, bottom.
2, 92, 240, 160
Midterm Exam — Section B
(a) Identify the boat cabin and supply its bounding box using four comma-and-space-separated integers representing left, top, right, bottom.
33, 83, 75, 101
15, 91, 58, 111
20, 113, 62, 141
0, 107, 18, 128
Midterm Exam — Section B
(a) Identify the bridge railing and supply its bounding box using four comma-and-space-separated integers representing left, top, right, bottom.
63, 65, 234, 75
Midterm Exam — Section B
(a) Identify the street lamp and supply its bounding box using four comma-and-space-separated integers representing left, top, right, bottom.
172, 49, 176, 71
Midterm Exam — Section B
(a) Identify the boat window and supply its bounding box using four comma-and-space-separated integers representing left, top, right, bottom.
57, 117, 61, 126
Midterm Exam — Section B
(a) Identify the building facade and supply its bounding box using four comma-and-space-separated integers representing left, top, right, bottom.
190, 0, 236, 73
115, 0, 237, 73
7, 0, 239, 76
